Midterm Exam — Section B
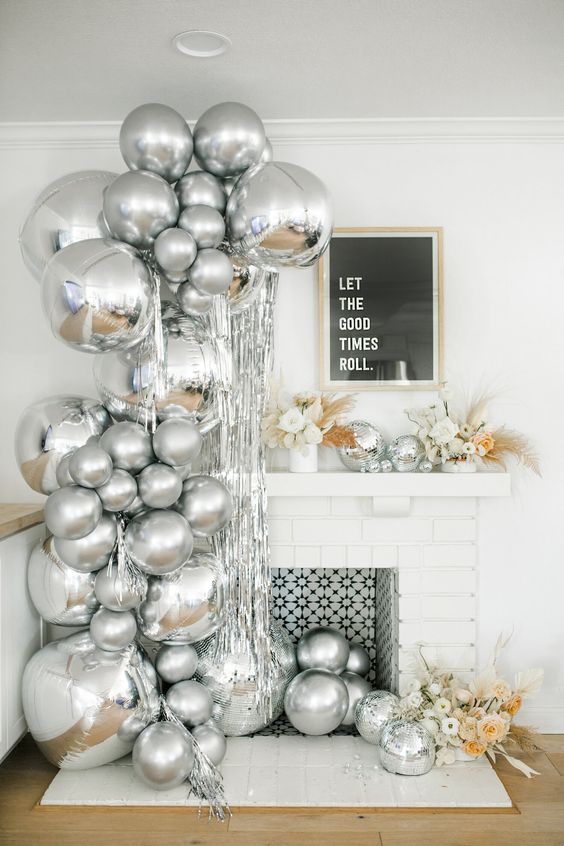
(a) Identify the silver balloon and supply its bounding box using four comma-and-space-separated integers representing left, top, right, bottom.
222, 175, 240, 198
389, 435, 426, 472
226, 161, 333, 270
44, 485, 102, 540
378, 720, 436, 776
194, 620, 297, 736
138, 463, 182, 509
15, 395, 110, 495
166, 680, 213, 727
187, 248, 233, 296
28, 536, 99, 625
133, 722, 194, 791
99, 421, 155, 474
193, 101, 266, 177
68, 443, 113, 488
22, 631, 159, 769
175, 171, 226, 212
55, 452, 76, 487
96, 468, 138, 512
90, 607, 137, 651
155, 643, 198, 683
227, 255, 265, 313
284, 668, 349, 736
173, 462, 192, 481
41, 238, 154, 354
191, 722, 227, 766
178, 205, 225, 250
120, 103, 193, 183
94, 564, 148, 611
177, 281, 214, 316
154, 227, 197, 275
296, 627, 350, 674
175, 475, 233, 538
340, 671, 372, 726
345, 642, 371, 677
124, 494, 146, 518
152, 418, 203, 467
103, 170, 179, 250
354, 690, 399, 744
339, 420, 386, 472
125, 510, 193, 576
54, 511, 117, 572
260, 138, 274, 163
19, 170, 117, 283
137, 552, 225, 643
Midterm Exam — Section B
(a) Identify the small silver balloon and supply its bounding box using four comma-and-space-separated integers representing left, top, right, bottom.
94, 564, 148, 611
44, 486, 102, 540
137, 463, 182, 509
99, 421, 154, 474
175, 475, 233, 538
96, 468, 138, 512
124, 495, 146, 518
133, 722, 194, 791
419, 458, 433, 473
175, 171, 226, 212
166, 679, 213, 727
340, 671, 372, 726
177, 281, 214, 316
155, 644, 199, 684
187, 248, 233, 296
119, 103, 193, 183
193, 101, 266, 177
380, 459, 393, 473
296, 626, 350, 674
339, 420, 386, 472
345, 642, 371, 677
378, 719, 436, 776
68, 443, 113, 488
354, 690, 399, 744
227, 255, 265, 313
28, 536, 99, 625
389, 435, 426, 472
152, 418, 203, 467
117, 714, 152, 744
54, 511, 117, 572
89, 607, 137, 652
222, 175, 240, 198
191, 722, 227, 766
55, 451, 75, 487
154, 227, 197, 275
260, 138, 274, 163
284, 668, 349, 736
178, 205, 225, 250
125, 510, 193, 576
103, 170, 179, 250
172, 462, 192, 481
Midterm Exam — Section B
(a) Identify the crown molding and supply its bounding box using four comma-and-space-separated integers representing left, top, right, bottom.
1, 117, 563, 149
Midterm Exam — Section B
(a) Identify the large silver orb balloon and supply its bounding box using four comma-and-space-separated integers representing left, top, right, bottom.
22, 632, 159, 769
339, 420, 386, 472
354, 690, 399, 744
191, 722, 227, 766
296, 626, 350, 674
227, 161, 332, 270
19, 170, 117, 283
345, 642, 371, 677
119, 103, 193, 183
103, 170, 179, 250
166, 680, 213, 727
227, 255, 265, 314
378, 720, 436, 776
389, 435, 426, 472
187, 248, 233, 296
15, 395, 110, 495
152, 418, 203, 467
155, 644, 198, 684
41, 238, 154, 354
96, 468, 137, 512
193, 101, 266, 177
175, 171, 226, 213
28, 536, 99, 625
175, 475, 233, 538
194, 620, 297, 736
178, 205, 225, 250
133, 722, 194, 791
55, 452, 75, 487
90, 607, 137, 652
68, 443, 113, 488
44, 486, 102, 540
99, 421, 154, 474
154, 227, 197, 276
284, 668, 349, 736
125, 510, 193, 576
137, 552, 225, 643
177, 282, 213, 317
340, 672, 372, 726
54, 511, 117, 572
94, 564, 148, 611
137, 463, 182, 509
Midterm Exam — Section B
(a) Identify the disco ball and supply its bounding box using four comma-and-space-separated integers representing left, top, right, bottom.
354, 690, 399, 744
378, 719, 436, 776
388, 435, 426, 472
338, 420, 386, 472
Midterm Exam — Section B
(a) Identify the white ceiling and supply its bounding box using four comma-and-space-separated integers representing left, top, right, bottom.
1, 0, 563, 122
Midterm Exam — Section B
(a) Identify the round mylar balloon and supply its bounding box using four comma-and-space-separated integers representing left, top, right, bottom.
133, 722, 194, 791
90, 607, 137, 652
44, 486, 102, 540
152, 418, 202, 467
191, 722, 227, 766
119, 103, 193, 183
154, 227, 197, 276
103, 170, 179, 250
137, 463, 182, 509
96, 468, 138, 512
68, 443, 113, 488
125, 509, 193, 576
227, 254, 265, 313
53, 511, 117, 572
175, 475, 233, 538
284, 668, 349, 735
177, 282, 213, 317
193, 101, 266, 177
166, 680, 213, 727
99, 421, 154, 475
27, 536, 99, 625
155, 643, 198, 684
187, 248, 233, 296
94, 563, 148, 611
175, 171, 226, 212
178, 205, 225, 250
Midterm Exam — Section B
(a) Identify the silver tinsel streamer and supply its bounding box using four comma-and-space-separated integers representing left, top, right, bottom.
136, 259, 167, 432
108, 515, 147, 601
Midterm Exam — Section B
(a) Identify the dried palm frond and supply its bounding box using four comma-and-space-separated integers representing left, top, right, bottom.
481, 426, 541, 476
318, 393, 356, 429
322, 425, 356, 448
465, 391, 496, 430
506, 724, 542, 754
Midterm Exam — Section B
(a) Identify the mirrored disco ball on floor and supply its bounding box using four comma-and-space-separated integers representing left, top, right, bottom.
194, 620, 297, 736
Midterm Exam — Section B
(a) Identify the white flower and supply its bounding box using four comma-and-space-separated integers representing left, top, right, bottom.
278, 408, 305, 434
405, 679, 421, 693
421, 717, 439, 736
433, 698, 452, 716
462, 442, 476, 455
436, 747, 456, 767
428, 682, 441, 696
460, 423, 474, 437
303, 423, 323, 444
303, 398, 323, 424
441, 717, 460, 736
408, 691, 423, 708
429, 416, 459, 446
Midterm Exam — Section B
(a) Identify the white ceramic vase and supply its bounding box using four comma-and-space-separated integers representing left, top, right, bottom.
288, 445, 318, 473
454, 748, 477, 762
440, 459, 477, 474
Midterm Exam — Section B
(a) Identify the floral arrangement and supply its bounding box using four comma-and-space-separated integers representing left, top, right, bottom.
262, 382, 355, 453
406, 387, 540, 472
397, 635, 544, 777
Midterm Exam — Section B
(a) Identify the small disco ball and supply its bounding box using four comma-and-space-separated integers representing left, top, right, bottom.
378, 719, 436, 776
388, 435, 426, 472
354, 690, 399, 744
339, 420, 386, 472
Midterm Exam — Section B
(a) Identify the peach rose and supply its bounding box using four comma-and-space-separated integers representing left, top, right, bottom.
459, 715, 478, 741
462, 739, 487, 758
478, 713, 509, 744
492, 680, 512, 702
502, 694, 522, 716
471, 432, 495, 456
469, 706, 487, 720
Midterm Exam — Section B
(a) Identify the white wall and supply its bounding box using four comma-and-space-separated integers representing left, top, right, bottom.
1, 124, 563, 729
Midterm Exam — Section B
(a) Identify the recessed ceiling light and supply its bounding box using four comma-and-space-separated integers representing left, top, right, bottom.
173, 30, 231, 58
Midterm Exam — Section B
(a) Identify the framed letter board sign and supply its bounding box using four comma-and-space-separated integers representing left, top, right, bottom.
319, 228, 443, 390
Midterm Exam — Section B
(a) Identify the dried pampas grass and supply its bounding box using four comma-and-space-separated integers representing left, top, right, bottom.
507, 725, 542, 754
322, 425, 356, 448
483, 426, 541, 476
318, 394, 356, 430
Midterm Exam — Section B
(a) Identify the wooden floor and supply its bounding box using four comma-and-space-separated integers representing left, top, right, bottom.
1, 734, 563, 846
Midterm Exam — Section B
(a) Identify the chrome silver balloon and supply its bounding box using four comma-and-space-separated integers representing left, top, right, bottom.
339, 420, 386, 472
152, 418, 202, 467
187, 248, 233, 296
125, 510, 193, 576
54, 511, 117, 572
133, 722, 194, 790
137, 552, 225, 643
227, 254, 265, 313
15, 395, 110, 495
22, 631, 159, 769
94, 563, 148, 611
90, 607, 137, 651
41, 238, 154, 354
191, 722, 226, 766
124, 494, 146, 518
137, 463, 183, 509
222, 175, 240, 199
96, 468, 138, 512
177, 282, 214, 316
28, 536, 99, 625
296, 626, 350, 674
166, 679, 213, 727
178, 205, 225, 250
175, 171, 226, 212
55, 452, 76, 487
226, 161, 333, 270
340, 671, 372, 726
155, 643, 198, 683
154, 227, 197, 275
354, 690, 399, 744
175, 475, 233, 538
99, 421, 154, 474
119, 103, 193, 183
172, 462, 192, 481
68, 443, 113, 488
345, 642, 371, 677
193, 101, 266, 177
378, 719, 436, 776
103, 170, 179, 250
260, 138, 273, 163
388, 434, 426, 472
284, 668, 349, 736
44, 486, 102, 540
19, 170, 117, 283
